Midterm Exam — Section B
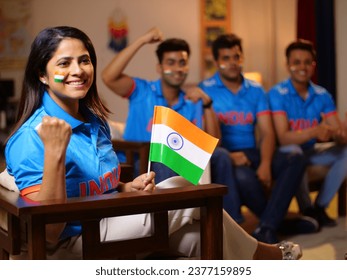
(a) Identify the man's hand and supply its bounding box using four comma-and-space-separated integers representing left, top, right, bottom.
316, 113, 335, 142
230, 151, 251, 166
332, 112, 347, 144
184, 86, 212, 106
256, 162, 272, 191
142, 27, 163, 45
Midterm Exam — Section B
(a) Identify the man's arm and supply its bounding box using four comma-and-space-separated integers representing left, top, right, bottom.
272, 113, 335, 146
325, 113, 347, 145
102, 27, 163, 97
203, 106, 221, 140
185, 86, 221, 139
256, 114, 276, 187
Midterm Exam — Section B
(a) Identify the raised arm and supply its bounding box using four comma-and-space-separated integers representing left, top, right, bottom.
102, 27, 163, 97
25, 116, 72, 243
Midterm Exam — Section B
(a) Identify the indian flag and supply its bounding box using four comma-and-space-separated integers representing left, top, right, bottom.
149, 106, 219, 185
54, 72, 65, 83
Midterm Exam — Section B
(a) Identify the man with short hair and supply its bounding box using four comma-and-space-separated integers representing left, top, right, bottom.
267, 39, 347, 228
199, 33, 314, 244
102, 27, 235, 209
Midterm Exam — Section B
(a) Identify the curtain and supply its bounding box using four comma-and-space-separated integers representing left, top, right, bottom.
296, 0, 336, 100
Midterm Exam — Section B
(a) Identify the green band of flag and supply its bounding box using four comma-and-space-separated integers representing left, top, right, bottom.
150, 142, 204, 185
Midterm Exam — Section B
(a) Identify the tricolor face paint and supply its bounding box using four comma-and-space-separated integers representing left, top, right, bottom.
163, 69, 173, 75
54, 72, 65, 83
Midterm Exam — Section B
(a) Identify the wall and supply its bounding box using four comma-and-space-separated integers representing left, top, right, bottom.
335, 0, 347, 118
1, 0, 345, 122
231, 0, 296, 90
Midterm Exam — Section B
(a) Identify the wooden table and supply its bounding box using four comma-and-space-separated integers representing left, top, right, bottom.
0, 183, 227, 260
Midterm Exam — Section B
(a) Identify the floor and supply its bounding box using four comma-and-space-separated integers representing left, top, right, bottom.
287, 193, 347, 260
289, 217, 347, 260
241, 194, 347, 260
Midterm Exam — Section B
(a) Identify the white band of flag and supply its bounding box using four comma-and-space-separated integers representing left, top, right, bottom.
149, 106, 218, 185
54, 74, 64, 82
151, 124, 211, 170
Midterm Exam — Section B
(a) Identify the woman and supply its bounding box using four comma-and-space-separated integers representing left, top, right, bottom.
5, 26, 300, 260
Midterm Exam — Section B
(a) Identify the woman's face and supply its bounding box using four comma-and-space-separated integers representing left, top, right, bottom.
40, 38, 94, 113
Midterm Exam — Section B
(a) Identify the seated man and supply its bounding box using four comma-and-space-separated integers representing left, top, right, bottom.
199, 33, 314, 244
267, 39, 347, 228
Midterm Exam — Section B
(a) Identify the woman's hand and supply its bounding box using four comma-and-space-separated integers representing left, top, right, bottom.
37, 116, 72, 156
121, 171, 156, 192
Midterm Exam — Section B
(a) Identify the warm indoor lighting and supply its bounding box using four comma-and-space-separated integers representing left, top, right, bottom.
244, 72, 262, 84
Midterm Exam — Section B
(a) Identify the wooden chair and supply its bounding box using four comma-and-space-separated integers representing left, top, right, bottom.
0, 182, 227, 260
112, 140, 150, 181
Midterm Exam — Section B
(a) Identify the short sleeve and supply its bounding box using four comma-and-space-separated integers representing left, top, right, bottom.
267, 87, 286, 113
5, 128, 44, 191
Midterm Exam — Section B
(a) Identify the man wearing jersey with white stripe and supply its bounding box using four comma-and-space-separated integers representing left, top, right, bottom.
268, 39, 347, 228
199, 33, 315, 244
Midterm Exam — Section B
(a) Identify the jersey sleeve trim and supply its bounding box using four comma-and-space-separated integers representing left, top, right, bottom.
325, 111, 337, 118
20, 184, 41, 196
123, 79, 136, 99
256, 110, 271, 117
271, 110, 287, 116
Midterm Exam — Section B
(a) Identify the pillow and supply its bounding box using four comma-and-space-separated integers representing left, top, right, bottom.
0, 169, 19, 232
0, 168, 19, 193
108, 120, 125, 140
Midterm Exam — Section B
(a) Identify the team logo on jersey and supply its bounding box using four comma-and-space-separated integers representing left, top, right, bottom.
166, 132, 184, 150
278, 87, 289, 95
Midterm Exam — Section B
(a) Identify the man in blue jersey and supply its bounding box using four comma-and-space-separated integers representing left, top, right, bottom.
102, 27, 235, 208
268, 39, 347, 228
199, 33, 315, 243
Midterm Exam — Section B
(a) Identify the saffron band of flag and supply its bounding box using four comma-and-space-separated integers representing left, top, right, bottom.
152, 106, 218, 154
149, 106, 219, 185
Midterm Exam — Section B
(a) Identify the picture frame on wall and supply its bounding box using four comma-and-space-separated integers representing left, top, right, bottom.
0, 0, 32, 70
204, 0, 228, 21
200, 0, 231, 79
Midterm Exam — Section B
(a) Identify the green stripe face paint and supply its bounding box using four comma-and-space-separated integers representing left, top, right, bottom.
54, 72, 65, 83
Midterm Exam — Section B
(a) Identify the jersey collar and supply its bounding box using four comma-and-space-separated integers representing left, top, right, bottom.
154, 79, 187, 110
287, 78, 315, 100
215, 72, 249, 95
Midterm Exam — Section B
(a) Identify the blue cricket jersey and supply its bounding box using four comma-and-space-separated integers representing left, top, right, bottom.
123, 78, 203, 142
267, 78, 337, 149
5, 91, 120, 239
199, 72, 270, 151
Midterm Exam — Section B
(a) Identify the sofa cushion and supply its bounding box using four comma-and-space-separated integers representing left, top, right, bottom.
0, 168, 19, 192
